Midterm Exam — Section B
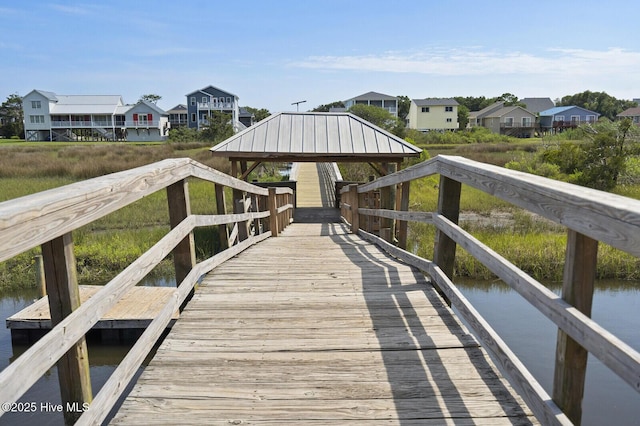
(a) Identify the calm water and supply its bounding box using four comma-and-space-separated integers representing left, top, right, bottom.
0, 278, 638, 425
454, 278, 640, 426
0, 276, 175, 425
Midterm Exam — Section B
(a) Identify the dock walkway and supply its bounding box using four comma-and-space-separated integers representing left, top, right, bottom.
112, 222, 536, 424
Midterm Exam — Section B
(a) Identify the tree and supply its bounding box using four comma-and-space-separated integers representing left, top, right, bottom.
139, 94, 162, 104
348, 104, 406, 138
558, 91, 636, 121
457, 105, 469, 130
243, 106, 271, 122
168, 126, 198, 142
199, 111, 234, 143
506, 118, 639, 190
397, 95, 411, 120
496, 92, 523, 106
312, 101, 344, 112
0, 93, 24, 138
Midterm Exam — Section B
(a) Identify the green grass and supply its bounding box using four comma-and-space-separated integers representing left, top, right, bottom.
1, 140, 639, 289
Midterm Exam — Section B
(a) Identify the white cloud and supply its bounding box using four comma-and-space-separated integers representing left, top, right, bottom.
49, 4, 92, 15
292, 47, 640, 78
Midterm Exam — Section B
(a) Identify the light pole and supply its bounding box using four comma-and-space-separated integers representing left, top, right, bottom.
291, 100, 307, 112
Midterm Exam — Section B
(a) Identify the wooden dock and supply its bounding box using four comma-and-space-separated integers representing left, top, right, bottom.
112, 222, 536, 425
7, 285, 179, 342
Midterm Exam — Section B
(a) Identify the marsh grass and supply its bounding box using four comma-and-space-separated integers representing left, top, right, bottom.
0, 142, 232, 289
1, 141, 638, 289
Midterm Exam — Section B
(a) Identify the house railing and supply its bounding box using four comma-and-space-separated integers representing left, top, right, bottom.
340, 154, 640, 426
51, 120, 163, 128
197, 102, 235, 110
0, 158, 293, 425
500, 121, 536, 128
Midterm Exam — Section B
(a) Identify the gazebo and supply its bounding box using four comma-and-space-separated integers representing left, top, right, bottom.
210, 111, 422, 180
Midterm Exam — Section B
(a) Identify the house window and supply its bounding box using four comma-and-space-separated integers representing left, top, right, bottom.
29, 115, 45, 124
446, 118, 452, 122
586, 115, 596, 123
202, 97, 207, 103
421, 107, 430, 113
191, 113, 196, 122
555, 115, 565, 122
226, 97, 231, 104
445, 106, 453, 112
571, 115, 580, 123
505, 117, 514, 127
190, 97, 196, 106
219, 97, 225, 104
522, 117, 532, 126
31, 100, 41, 109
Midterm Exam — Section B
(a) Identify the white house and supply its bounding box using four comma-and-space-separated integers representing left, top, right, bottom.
408, 98, 459, 131
22, 90, 169, 142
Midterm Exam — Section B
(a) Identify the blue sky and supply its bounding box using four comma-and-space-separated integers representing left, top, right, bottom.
2, 1, 639, 113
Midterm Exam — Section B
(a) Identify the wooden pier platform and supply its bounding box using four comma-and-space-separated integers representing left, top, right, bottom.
7, 285, 179, 343
112, 222, 536, 424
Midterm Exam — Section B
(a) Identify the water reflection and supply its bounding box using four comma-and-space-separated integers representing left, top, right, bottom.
454, 277, 640, 426
0, 279, 171, 425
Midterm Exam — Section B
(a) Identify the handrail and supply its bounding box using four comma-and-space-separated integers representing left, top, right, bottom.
0, 158, 294, 424
340, 154, 640, 425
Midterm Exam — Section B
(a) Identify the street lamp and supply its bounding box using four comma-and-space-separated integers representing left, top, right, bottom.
291, 100, 307, 112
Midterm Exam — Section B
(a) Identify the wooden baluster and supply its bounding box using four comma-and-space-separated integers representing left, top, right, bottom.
215, 183, 229, 251
349, 184, 359, 234
167, 180, 195, 288
41, 233, 92, 425
397, 181, 410, 250
433, 175, 461, 304
268, 187, 279, 237
553, 230, 598, 425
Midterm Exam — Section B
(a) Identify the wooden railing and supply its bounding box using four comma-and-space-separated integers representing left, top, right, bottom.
340, 154, 640, 426
0, 158, 293, 425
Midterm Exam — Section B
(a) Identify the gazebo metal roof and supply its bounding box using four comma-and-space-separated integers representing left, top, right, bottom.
210, 111, 422, 163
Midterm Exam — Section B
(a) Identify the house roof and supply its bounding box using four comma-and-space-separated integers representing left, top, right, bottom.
521, 97, 555, 113
413, 98, 459, 107
346, 91, 398, 101
167, 104, 188, 113
485, 106, 535, 118
210, 111, 422, 162
49, 95, 125, 115
539, 106, 600, 117
617, 107, 640, 117
129, 100, 168, 115
29, 90, 58, 101
468, 101, 505, 119
187, 85, 238, 99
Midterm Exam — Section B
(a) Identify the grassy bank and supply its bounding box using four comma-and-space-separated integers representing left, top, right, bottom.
0, 142, 231, 290
1, 141, 638, 290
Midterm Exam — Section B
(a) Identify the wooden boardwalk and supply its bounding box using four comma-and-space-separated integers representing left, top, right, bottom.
112, 222, 535, 425
295, 163, 334, 208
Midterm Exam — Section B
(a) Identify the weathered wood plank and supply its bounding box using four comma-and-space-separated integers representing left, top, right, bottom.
6, 285, 179, 330
113, 223, 536, 425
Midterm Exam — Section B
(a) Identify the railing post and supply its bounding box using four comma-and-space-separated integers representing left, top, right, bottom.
433, 175, 461, 282
167, 180, 196, 287
349, 184, 359, 234
233, 191, 250, 241
397, 181, 410, 249
553, 230, 598, 425
214, 183, 229, 250
41, 233, 92, 425
268, 187, 279, 237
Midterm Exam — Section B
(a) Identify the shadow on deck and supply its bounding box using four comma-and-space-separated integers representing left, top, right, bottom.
112, 221, 535, 424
